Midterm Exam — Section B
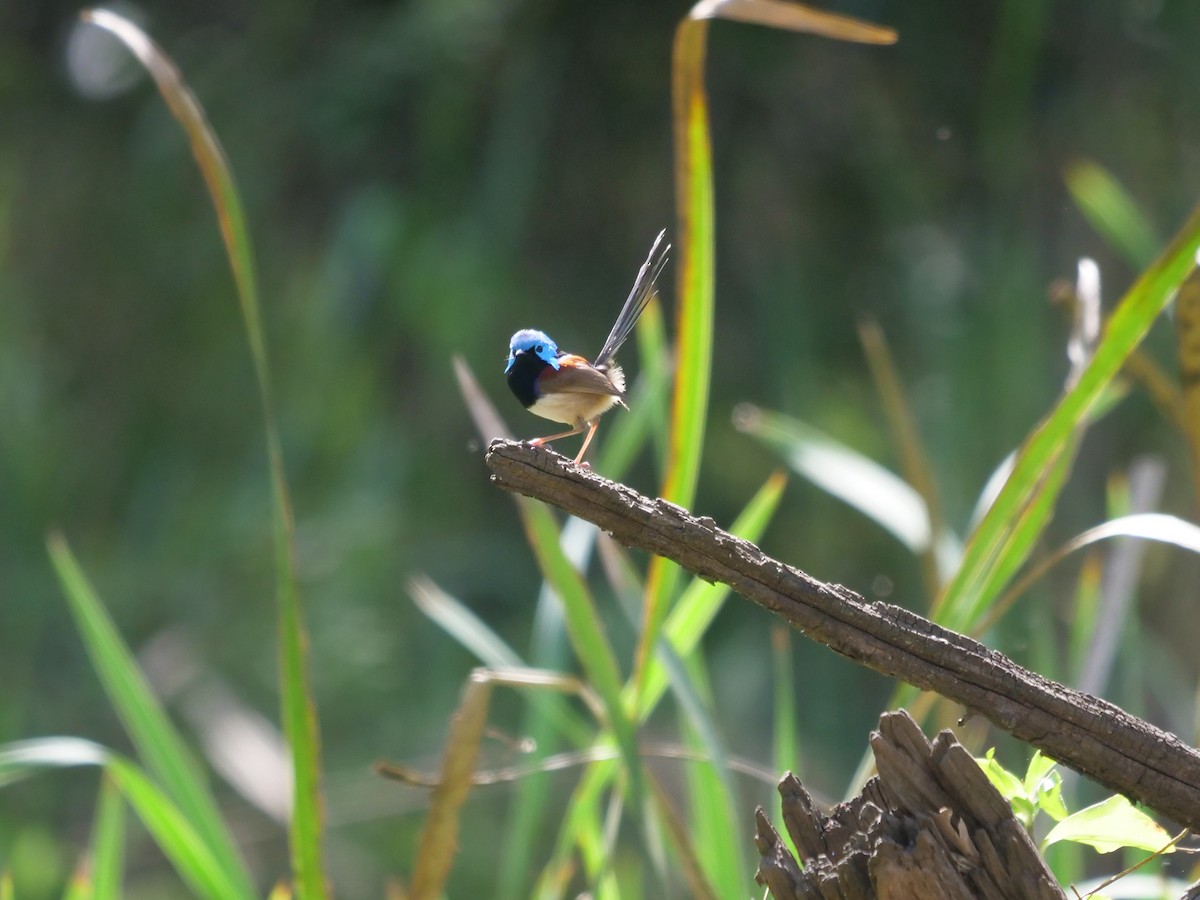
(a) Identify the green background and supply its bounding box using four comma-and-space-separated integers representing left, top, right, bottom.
3, 0, 1199, 895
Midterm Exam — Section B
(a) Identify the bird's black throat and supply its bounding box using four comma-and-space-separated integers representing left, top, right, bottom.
506, 351, 547, 408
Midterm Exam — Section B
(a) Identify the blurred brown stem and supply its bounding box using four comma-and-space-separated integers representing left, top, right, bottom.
485, 438, 1200, 829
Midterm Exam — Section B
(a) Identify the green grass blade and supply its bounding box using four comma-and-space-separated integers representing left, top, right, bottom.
663, 649, 745, 896
80, 10, 326, 896
737, 407, 937, 556
859, 317, 952, 598
645, 773, 720, 900
89, 773, 125, 900
107, 756, 253, 900
45, 535, 255, 898
634, 297, 674, 474
497, 739, 563, 900
521, 499, 643, 804
949, 432, 1080, 632
533, 758, 618, 899
1067, 554, 1104, 682
499, 578, 592, 900
636, 6, 895, 686
1066, 159, 1161, 269
409, 573, 527, 669
771, 625, 798, 778
663, 14, 716, 513
634, 12, 719, 694
936, 197, 1200, 628
770, 625, 802, 862
634, 470, 787, 720
579, 787, 623, 900
409, 574, 594, 747
982, 510, 1200, 638
272, 538, 325, 900
0, 739, 253, 900
658, 0, 894, 511
1176, 269, 1200, 492
62, 870, 90, 900
0, 737, 110, 783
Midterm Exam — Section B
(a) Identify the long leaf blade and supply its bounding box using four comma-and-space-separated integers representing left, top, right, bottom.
937, 197, 1200, 627
642, 2, 896, 688
634, 470, 787, 720
1066, 159, 1161, 270
79, 10, 327, 893
46, 535, 255, 899
0, 739, 253, 900
737, 408, 934, 554
89, 773, 125, 900
107, 757, 252, 900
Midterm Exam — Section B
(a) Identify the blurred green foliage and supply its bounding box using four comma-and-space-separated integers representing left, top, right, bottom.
4, 0, 1200, 896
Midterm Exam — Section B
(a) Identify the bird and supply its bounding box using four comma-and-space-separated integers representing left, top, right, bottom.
505, 230, 670, 465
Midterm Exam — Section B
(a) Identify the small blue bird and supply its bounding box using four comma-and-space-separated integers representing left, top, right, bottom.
506, 230, 669, 464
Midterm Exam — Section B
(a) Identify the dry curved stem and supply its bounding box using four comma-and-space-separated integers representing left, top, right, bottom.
376, 740, 781, 790
485, 439, 1200, 829
1075, 827, 1190, 899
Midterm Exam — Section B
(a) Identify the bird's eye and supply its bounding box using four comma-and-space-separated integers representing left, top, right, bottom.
536, 344, 544, 353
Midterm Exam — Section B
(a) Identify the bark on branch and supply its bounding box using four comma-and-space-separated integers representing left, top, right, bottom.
484, 438, 1200, 829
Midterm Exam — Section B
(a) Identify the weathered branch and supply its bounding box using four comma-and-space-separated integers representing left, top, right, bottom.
485, 439, 1200, 829
756, 710, 1065, 899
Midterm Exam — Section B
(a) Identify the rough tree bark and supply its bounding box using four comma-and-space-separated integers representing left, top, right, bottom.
755, 710, 1065, 900
484, 439, 1200, 831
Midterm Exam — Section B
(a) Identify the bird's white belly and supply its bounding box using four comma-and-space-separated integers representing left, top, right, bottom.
529, 392, 620, 425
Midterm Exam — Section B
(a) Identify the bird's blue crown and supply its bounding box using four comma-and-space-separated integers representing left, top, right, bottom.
506, 329, 561, 373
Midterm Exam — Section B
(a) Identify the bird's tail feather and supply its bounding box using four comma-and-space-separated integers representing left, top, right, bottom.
594, 229, 670, 368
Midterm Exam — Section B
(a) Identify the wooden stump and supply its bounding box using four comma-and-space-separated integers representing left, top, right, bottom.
755, 710, 1065, 900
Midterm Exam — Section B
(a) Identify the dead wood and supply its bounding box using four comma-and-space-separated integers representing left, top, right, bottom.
754, 711, 1065, 899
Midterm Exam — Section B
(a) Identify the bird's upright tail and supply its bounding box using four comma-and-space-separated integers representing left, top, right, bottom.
594, 229, 670, 368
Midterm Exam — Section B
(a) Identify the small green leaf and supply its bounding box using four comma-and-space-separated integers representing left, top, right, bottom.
1043, 795, 1172, 854
1034, 772, 1069, 823
976, 751, 1024, 803
1022, 753, 1068, 823
1022, 750, 1056, 793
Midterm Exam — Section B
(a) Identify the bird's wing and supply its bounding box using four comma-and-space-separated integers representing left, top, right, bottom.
540, 356, 624, 397
594, 229, 670, 368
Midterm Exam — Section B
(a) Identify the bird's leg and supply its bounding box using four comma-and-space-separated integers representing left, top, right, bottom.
573, 420, 600, 465
529, 422, 585, 448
